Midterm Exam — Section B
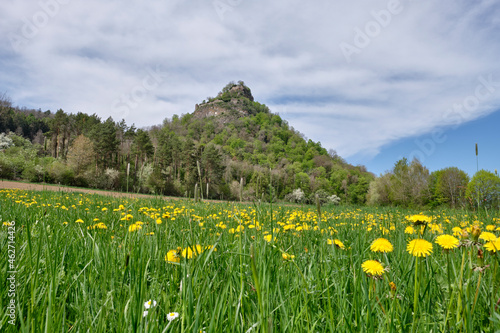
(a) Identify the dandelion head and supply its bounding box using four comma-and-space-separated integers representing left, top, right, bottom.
327, 239, 345, 249
479, 232, 497, 242
407, 239, 433, 257
407, 214, 432, 226
165, 249, 181, 264
405, 226, 415, 234
484, 238, 500, 253
370, 238, 393, 253
361, 260, 385, 276
435, 234, 459, 250
471, 225, 481, 240
282, 253, 295, 260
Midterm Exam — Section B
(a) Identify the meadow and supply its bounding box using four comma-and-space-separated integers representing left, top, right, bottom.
1, 188, 499, 332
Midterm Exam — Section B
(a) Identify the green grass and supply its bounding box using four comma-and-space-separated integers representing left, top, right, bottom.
0, 188, 499, 332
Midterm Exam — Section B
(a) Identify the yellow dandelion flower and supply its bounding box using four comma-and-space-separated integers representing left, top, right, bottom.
102, 207, 108, 212
407, 214, 432, 225
282, 253, 295, 260
327, 239, 345, 249
405, 226, 415, 234
263, 234, 274, 243
75, 219, 84, 223
478, 232, 497, 242
485, 225, 495, 231
407, 239, 433, 257
452, 227, 463, 237
182, 245, 203, 259
484, 238, 500, 253
361, 260, 385, 276
128, 224, 142, 232
370, 238, 393, 253
435, 234, 459, 250
165, 249, 181, 263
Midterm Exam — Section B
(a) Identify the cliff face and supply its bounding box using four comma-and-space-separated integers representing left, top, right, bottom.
192, 83, 264, 122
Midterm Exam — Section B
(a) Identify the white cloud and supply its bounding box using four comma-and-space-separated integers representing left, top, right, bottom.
1, 0, 499, 162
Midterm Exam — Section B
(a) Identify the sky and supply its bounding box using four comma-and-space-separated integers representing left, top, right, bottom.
1, 0, 499, 177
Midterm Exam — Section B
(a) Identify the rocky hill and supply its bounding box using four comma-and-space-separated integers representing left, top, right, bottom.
192, 82, 268, 123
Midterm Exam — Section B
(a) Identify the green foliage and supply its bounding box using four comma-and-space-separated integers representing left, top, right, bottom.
430, 167, 469, 208
0, 83, 372, 201
466, 169, 500, 209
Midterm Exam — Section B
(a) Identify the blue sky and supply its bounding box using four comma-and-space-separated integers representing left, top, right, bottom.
348, 110, 500, 177
1, 0, 499, 177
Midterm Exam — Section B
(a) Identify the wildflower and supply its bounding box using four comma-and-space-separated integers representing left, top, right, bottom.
102, 207, 108, 212
485, 225, 495, 231
144, 299, 157, 309
165, 248, 181, 263
407, 239, 433, 257
282, 253, 295, 260
361, 260, 385, 276
370, 238, 393, 253
143, 311, 149, 317
405, 226, 415, 234
75, 219, 84, 223
435, 234, 459, 250
2, 222, 11, 226
484, 238, 500, 253
120, 214, 134, 221
128, 224, 142, 232
182, 245, 203, 259
263, 234, 274, 243
471, 225, 481, 240
407, 214, 432, 226
452, 227, 463, 237
88, 222, 107, 230
389, 281, 397, 291
327, 239, 345, 249
478, 232, 497, 242
167, 312, 179, 321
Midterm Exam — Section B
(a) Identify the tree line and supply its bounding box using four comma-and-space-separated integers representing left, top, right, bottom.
367, 157, 500, 210
1, 85, 498, 210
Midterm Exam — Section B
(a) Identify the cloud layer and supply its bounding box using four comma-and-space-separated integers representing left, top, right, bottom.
1, 0, 499, 161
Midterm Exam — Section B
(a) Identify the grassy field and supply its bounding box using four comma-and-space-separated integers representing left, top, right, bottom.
1, 188, 499, 332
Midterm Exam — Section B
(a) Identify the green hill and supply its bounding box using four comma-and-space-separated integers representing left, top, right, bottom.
0, 83, 373, 203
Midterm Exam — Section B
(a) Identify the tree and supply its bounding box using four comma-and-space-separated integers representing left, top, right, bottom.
466, 170, 500, 210
131, 129, 154, 169
433, 167, 469, 207
90, 117, 119, 169
66, 135, 95, 175
390, 158, 430, 207
200, 143, 226, 198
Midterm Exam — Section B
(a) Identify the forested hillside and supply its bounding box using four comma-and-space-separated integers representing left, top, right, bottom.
0, 83, 373, 203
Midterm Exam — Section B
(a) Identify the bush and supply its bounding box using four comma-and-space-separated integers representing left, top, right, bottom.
285, 188, 305, 203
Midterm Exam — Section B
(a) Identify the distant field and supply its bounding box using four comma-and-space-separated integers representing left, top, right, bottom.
1, 187, 499, 332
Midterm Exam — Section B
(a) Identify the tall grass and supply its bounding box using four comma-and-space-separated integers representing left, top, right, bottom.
0, 189, 499, 332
